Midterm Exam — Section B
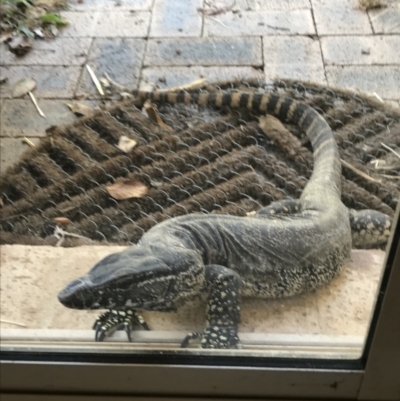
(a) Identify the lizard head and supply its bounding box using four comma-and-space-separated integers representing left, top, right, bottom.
58, 244, 199, 311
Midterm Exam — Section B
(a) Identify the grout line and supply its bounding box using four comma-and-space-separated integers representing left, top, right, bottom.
310, 6, 328, 85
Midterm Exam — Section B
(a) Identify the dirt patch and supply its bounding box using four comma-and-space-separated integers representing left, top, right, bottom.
0, 79, 399, 246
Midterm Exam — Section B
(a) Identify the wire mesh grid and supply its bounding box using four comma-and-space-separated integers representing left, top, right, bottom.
0, 79, 399, 246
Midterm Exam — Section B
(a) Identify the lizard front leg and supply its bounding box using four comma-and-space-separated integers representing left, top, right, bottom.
182, 265, 241, 349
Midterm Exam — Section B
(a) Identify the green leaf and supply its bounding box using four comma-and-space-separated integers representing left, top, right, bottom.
40, 13, 68, 26
18, 24, 35, 39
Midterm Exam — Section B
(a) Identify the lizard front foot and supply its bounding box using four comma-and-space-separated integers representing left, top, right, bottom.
93, 309, 149, 342
181, 325, 240, 349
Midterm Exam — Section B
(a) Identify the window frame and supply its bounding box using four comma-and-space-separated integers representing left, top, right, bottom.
1, 207, 399, 401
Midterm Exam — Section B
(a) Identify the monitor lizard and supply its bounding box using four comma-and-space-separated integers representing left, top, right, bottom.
58, 89, 392, 348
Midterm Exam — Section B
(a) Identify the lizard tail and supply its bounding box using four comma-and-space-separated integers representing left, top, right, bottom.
136, 90, 342, 202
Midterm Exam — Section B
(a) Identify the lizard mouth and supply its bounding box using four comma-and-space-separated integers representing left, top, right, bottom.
58, 277, 98, 309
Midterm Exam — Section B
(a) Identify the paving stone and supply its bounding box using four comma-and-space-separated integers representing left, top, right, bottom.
76, 38, 146, 97
145, 37, 262, 67
59, 11, 99, 37
313, 6, 372, 35
0, 66, 81, 99
204, 10, 315, 36
0, 39, 91, 66
234, 0, 311, 10
140, 66, 265, 90
151, 0, 202, 37
326, 66, 400, 100
69, 0, 152, 11
95, 11, 151, 37
0, 137, 41, 175
0, 100, 78, 138
321, 36, 400, 65
263, 36, 326, 85
369, 6, 400, 33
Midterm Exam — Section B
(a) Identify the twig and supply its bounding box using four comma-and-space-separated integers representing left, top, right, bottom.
380, 174, 400, 180
53, 226, 92, 247
22, 137, 36, 148
158, 78, 208, 92
208, 17, 229, 28
372, 92, 384, 103
381, 142, 400, 159
0, 319, 27, 328
104, 72, 125, 91
341, 159, 381, 183
28, 92, 45, 118
86, 65, 104, 96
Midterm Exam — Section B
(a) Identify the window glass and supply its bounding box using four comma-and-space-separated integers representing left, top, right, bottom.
1, 80, 398, 360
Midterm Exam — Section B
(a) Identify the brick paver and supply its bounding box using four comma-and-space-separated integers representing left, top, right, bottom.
313, 6, 372, 35
145, 37, 262, 67
369, 7, 400, 33
140, 66, 264, 90
151, 0, 203, 37
263, 36, 326, 84
321, 36, 400, 65
0, 39, 92, 66
204, 10, 315, 36
0, 100, 79, 137
1, 0, 400, 172
76, 38, 146, 96
326, 66, 400, 100
0, 66, 81, 98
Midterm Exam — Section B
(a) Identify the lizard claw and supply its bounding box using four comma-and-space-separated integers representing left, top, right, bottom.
181, 326, 240, 349
93, 309, 150, 342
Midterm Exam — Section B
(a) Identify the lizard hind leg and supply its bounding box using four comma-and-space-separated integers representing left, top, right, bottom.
349, 209, 392, 249
181, 264, 241, 349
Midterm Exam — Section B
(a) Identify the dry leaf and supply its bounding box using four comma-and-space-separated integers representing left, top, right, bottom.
116, 135, 137, 153
100, 77, 110, 88
67, 102, 92, 117
246, 210, 256, 216
143, 100, 173, 132
12, 78, 36, 98
120, 92, 133, 99
8, 35, 32, 56
106, 180, 149, 200
53, 217, 71, 226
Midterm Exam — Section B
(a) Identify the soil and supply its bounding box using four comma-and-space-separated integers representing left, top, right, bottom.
0, 79, 399, 246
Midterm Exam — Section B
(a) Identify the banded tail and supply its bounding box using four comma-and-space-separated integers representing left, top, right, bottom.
137, 90, 342, 203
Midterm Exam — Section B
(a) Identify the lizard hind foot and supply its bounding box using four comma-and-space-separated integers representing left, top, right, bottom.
93, 309, 150, 342
181, 326, 240, 349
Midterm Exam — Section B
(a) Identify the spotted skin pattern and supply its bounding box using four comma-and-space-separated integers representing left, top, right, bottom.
58, 89, 393, 349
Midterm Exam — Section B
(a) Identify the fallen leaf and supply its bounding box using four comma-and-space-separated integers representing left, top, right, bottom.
41, 13, 69, 26
143, 100, 173, 132
246, 210, 256, 216
33, 28, 44, 38
116, 135, 137, 153
8, 35, 32, 56
67, 102, 92, 117
12, 77, 36, 98
100, 77, 110, 88
106, 180, 149, 200
53, 217, 71, 226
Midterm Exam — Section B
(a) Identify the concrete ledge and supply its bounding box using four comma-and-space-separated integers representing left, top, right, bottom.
0, 245, 385, 350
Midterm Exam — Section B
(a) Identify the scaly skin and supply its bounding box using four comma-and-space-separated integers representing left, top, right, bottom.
58, 89, 392, 348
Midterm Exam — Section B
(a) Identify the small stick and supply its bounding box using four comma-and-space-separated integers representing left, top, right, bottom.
380, 174, 400, 180
0, 319, 27, 328
28, 91, 46, 118
381, 142, 400, 159
341, 159, 381, 184
372, 92, 384, 103
158, 78, 208, 92
86, 65, 104, 96
22, 137, 36, 148
104, 72, 125, 91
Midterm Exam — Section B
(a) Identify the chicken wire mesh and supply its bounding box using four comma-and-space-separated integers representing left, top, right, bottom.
0, 79, 399, 247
